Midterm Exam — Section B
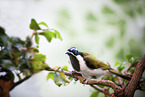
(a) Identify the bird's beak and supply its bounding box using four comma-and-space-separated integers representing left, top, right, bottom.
65, 51, 69, 54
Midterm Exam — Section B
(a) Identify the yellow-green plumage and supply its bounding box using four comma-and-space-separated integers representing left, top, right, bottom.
82, 51, 131, 80
82, 51, 111, 69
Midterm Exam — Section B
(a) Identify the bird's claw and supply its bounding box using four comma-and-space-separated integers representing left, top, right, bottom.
72, 71, 82, 76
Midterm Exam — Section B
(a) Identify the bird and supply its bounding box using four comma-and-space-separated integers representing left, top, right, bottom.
66, 47, 131, 80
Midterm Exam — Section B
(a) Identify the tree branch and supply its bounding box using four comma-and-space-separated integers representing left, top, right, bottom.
90, 85, 104, 93
10, 75, 31, 91
90, 85, 110, 96
124, 55, 145, 97
124, 63, 135, 76
45, 67, 122, 95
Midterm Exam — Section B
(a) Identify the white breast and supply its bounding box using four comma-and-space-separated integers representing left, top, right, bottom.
76, 55, 109, 78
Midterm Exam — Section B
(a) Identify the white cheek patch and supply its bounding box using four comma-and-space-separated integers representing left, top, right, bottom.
76, 55, 109, 78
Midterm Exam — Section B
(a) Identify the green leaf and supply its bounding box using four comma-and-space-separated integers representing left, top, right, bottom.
35, 33, 39, 46
54, 30, 63, 41
0, 26, 9, 46
33, 54, 46, 62
129, 68, 135, 74
39, 32, 52, 42
30, 18, 41, 30
32, 47, 39, 53
102, 74, 114, 81
46, 30, 56, 38
38, 22, 48, 28
25, 36, 32, 48
0, 26, 6, 35
97, 85, 105, 88
118, 66, 125, 72
53, 72, 62, 87
117, 63, 125, 72
47, 72, 54, 80
31, 54, 48, 73
55, 82, 62, 87
60, 71, 70, 83
7, 42, 12, 58
114, 61, 120, 66
31, 61, 46, 73
39, 31, 56, 42
126, 55, 134, 63
90, 92, 99, 97
62, 66, 68, 71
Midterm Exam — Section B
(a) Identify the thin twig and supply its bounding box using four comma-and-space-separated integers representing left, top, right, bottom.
90, 84, 104, 93
124, 63, 134, 76
117, 76, 124, 88
30, 31, 37, 39
10, 75, 31, 91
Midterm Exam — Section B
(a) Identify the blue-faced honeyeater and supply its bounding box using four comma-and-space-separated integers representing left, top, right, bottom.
66, 47, 131, 80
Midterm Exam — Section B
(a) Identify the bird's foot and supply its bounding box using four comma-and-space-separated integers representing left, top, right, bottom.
80, 77, 92, 84
71, 71, 82, 81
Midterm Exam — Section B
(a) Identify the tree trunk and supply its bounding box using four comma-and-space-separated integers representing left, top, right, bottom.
0, 79, 13, 97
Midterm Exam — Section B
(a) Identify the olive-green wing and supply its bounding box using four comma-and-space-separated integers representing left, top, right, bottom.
83, 55, 111, 70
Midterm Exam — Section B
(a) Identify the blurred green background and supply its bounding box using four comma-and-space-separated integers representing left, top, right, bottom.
0, 0, 145, 97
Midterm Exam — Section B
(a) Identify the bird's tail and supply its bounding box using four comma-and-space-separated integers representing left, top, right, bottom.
109, 69, 131, 80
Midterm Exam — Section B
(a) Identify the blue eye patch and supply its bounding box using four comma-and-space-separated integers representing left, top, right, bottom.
67, 47, 78, 55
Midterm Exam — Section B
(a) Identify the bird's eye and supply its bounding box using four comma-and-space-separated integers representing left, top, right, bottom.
72, 49, 78, 55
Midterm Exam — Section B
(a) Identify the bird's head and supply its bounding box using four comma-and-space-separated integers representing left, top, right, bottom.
65, 47, 83, 57
65, 47, 88, 71
65, 47, 82, 71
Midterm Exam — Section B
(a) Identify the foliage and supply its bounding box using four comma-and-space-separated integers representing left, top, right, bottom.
93, 54, 140, 97
30, 18, 62, 47
90, 91, 99, 97
46, 66, 70, 87
0, 18, 62, 84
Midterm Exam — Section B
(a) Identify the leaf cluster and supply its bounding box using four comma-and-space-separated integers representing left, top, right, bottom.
0, 26, 46, 80
46, 66, 72, 87
0, 18, 62, 83
30, 19, 62, 47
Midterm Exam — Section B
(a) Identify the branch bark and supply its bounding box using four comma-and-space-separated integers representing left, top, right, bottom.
123, 55, 145, 97
0, 79, 13, 97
